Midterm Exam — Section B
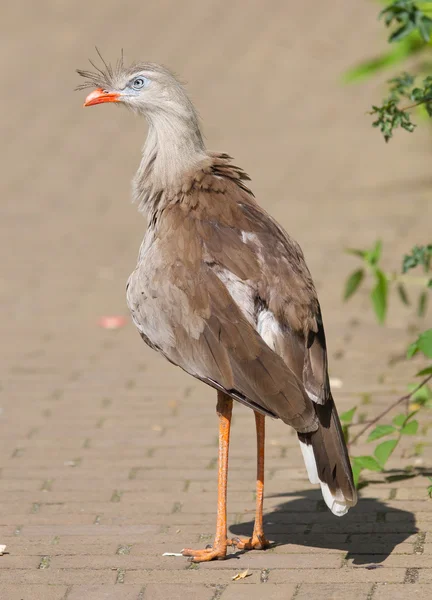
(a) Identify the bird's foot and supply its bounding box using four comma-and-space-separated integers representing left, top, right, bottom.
182, 542, 227, 563
228, 534, 271, 551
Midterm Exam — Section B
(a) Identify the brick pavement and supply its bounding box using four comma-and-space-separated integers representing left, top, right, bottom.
1, 1, 431, 598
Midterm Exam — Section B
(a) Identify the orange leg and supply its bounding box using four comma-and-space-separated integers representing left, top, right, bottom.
182, 391, 233, 562
229, 411, 271, 550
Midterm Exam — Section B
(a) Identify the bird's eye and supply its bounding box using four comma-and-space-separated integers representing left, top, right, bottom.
131, 77, 148, 90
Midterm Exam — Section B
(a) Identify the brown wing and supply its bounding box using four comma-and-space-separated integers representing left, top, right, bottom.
127, 190, 318, 433
235, 200, 330, 405
188, 158, 330, 406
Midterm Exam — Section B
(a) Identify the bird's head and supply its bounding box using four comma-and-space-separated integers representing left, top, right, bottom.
77, 50, 196, 122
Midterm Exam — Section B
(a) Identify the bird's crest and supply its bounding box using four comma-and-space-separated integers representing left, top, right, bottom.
76, 48, 125, 91
76, 49, 177, 92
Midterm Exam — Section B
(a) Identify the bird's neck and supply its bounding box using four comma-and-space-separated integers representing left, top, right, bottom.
133, 110, 206, 215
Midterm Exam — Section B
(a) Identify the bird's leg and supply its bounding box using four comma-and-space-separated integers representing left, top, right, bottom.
182, 391, 233, 562
229, 411, 271, 551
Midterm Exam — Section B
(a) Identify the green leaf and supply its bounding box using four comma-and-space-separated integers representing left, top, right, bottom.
408, 382, 432, 406
371, 268, 388, 324
402, 244, 432, 273
404, 410, 419, 424
374, 439, 398, 468
367, 425, 397, 442
396, 283, 410, 306
418, 291, 428, 317
345, 248, 367, 259
389, 23, 415, 43
393, 413, 407, 427
407, 340, 419, 358
418, 16, 432, 42
401, 420, 419, 435
344, 269, 365, 301
343, 37, 421, 84
416, 366, 432, 376
351, 459, 363, 488
366, 240, 383, 266
339, 406, 357, 424
417, 329, 432, 358
353, 455, 383, 472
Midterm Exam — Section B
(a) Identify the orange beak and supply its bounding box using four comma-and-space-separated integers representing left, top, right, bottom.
84, 88, 120, 107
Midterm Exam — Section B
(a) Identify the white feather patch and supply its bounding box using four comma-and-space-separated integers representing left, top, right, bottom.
214, 268, 255, 326
298, 439, 319, 484
298, 440, 349, 517
256, 309, 281, 350
319, 482, 349, 517
306, 389, 321, 403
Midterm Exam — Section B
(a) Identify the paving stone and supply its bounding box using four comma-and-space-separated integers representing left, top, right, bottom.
295, 583, 373, 600
144, 583, 215, 600
220, 584, 297, 599
374, 584, 432, 599
0, 585, 68, 600
67, 585, 143, 600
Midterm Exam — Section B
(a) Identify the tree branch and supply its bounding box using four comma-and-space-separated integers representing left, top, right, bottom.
348, 373, 432, 446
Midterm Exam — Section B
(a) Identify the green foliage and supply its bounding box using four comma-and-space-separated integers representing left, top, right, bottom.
417, 365, 432, 375
369, 73, 432, 141
407, 329, 432, 358
343, 1, 432, 496
401, 419, 419, 434
408, 380, 432, 407
380, 1, 432, 43
350, 409, 424, 486
344, 269, 364, 300
370, 75, 416, 141
340, 407, 357, 423
343, 35, 423, 83
371, 268, 389, 323
345, 2, 432, 138
339, 406, 357, 444
344, 242, 431, 324
375, 438, 399, 466
403, 244, 432, 275
367, 424, 397, 441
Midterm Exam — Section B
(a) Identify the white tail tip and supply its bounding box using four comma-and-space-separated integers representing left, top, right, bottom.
298, 439, 350, 517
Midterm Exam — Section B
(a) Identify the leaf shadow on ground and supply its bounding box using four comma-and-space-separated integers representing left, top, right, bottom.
230, 488, 418, 565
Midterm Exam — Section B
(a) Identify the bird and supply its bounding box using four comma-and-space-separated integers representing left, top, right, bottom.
77, 51, 357, 563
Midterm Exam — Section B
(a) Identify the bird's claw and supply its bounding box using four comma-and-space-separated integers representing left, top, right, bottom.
182, 544, 227, 562
228, 534, 271, 550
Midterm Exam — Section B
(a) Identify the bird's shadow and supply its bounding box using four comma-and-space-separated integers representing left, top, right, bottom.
230, 487, 418, 565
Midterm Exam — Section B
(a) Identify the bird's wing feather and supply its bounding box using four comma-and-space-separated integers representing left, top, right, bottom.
127, 188, 319, 432
191, 159, 330, 405
127, 155, 329, 430
234, 199, 330, 404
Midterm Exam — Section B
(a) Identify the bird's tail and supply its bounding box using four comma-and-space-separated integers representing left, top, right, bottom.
298, 394, 357, 516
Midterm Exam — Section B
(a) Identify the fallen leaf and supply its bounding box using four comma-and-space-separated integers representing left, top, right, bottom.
232, 569, 251, 581
98, 316, 127, 330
